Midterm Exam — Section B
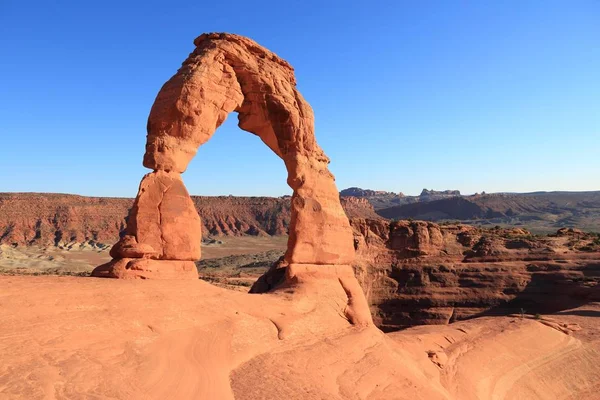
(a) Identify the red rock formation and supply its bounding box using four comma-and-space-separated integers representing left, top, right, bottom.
93, 170, 201, 279
349, 219, 600, 331
91, 33, 370, 325
339, 196, 382, 220
0, 193, 130, 247
140, 32, 354, 266
120, 171, 201, 261
388, 220, 445, 256
0, 193, 377, 247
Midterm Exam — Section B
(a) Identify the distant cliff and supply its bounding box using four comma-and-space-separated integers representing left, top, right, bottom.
340, 187, 600, 233
419, 188, 461, 198
340, 187, 403, 198
350, 218, 600, 331
376, 191, 600, 233
339, 187, 462, 209
0, 193, 378, 247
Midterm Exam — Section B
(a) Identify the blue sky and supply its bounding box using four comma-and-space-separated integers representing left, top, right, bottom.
1, 1, 598, 197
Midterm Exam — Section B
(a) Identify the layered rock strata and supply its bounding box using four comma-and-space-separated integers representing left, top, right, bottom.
0, 194, 377, 247
350, 219, 600, 330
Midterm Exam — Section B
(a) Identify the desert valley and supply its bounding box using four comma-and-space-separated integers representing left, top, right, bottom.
1, 5, 599, 399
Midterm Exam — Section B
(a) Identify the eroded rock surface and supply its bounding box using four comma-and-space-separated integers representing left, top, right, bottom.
3, 276, 599, 399
141, 32, 354, 266
350, 219, 600, 330
91, 33, 369, 324
117, 171, 201, 261
93, 170, 201, 279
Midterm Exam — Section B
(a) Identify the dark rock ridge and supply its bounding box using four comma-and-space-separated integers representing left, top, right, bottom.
375, 191, 600, 233
377, 197, 491, 220
419, 189, 461, 197
340, 187, 403, 198
341, 188, 600, 233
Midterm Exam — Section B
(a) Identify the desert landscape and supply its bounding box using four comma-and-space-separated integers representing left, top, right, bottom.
2, 191, 599, 327
2, 3, 599, 399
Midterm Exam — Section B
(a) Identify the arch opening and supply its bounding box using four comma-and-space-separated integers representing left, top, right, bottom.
184, 111, 290, 198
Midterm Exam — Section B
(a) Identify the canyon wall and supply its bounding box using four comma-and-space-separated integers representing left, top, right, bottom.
0, 193, 378, 247
350, 219, 600, 330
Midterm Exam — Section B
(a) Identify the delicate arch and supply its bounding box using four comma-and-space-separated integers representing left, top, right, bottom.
93, 33, 371, 325
144, 33, 354, 265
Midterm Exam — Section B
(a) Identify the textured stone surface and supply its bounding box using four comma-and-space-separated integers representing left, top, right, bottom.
95, 171, 202, 277
92, 258, 198, 279
142, 32, 354, 266
3, 276, 600, 400
118, 171, 202, 261
93, 32, 367, 325
284, 263, 372, 326
109, 235, 158, 259
349, 219, 600, 331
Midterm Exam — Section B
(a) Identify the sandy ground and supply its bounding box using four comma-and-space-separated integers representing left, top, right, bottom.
1, 275, 598, 399
0, 236, 289, 275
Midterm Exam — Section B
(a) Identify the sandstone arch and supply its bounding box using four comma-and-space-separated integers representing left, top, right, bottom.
92, 33, 371, 325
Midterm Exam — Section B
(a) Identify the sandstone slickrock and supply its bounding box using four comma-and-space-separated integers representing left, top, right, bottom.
92, 258, 198, 280
3, 276, 600, 399
91, 33, 371, 325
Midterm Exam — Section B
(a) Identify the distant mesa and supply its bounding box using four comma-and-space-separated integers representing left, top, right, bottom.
419, 188, 461, 197
339, 187, 462, 210
339, 187, 461, 200
340, 187, 403, 197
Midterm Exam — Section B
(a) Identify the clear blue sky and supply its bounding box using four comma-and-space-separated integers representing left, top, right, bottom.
1, 1, 598, 197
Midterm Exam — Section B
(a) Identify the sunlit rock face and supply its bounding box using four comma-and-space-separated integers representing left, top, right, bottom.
92, 33, 370, 325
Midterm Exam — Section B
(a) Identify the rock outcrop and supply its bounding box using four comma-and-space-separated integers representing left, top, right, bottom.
91, 33, 371, 325
339, 196, 382, 220
0, 193, 130, 248
419, 188, 461, 197
340, 187, 402, 198
5, 275, 600, 399
122, 171, 202, 261
140, 32, 354, 266
93, 170, 201, 279
350, 220, 600, 331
